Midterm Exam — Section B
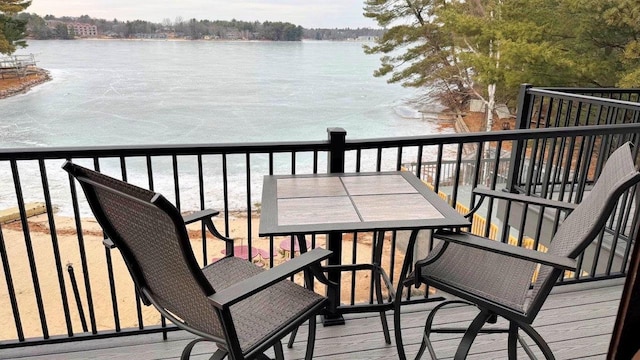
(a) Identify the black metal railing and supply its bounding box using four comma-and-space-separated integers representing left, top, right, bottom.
1, 86, 640, 348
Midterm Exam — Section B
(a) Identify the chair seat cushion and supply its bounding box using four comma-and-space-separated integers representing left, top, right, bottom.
202, 257, 325, 352
420, 235, 537, 313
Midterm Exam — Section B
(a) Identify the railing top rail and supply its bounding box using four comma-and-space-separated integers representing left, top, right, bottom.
529, 88, 640, 111
542, 87, 640, 95
344, 123, 640, 150
0, 140, 331, 161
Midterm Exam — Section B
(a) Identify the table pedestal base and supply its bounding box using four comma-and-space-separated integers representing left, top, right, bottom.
321, 313, 345, 326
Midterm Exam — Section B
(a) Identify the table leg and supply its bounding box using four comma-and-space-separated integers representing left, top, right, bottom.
296, 234, 314, 290
394, 229, 420, 360
373, 231, 392, 344
323, 230, 345, 326
294, 233, 344, 325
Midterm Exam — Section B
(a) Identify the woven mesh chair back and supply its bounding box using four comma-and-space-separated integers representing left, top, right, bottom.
529, 142, 640, 307
67, 164, 224, 338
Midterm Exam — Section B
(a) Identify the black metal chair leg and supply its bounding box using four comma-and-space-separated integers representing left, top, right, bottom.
287, 327, 298, 348
414, 331, 429, 360
417, 300, 474, 360
305, 314, 317, 360
274, 340, 284, 360
374, 268, 392, 344
394, 230, 422, 360
394, 296, 406, 360
453, 309, 493, 360
182, 338, 214, 360
372, 231, 392, 344
507, 322, 518, 360
518, 321, 556, 360
208, 349, 228, 360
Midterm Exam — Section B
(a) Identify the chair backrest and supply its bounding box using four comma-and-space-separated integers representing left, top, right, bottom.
527, 142, 640, 315
63, 162, 225, 338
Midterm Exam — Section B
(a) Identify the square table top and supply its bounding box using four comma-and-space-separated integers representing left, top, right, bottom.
259, 171, 470, 236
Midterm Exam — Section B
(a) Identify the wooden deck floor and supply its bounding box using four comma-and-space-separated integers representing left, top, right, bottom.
3, 280, 622, 360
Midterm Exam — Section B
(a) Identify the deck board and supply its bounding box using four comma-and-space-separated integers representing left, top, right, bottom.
2, 280, 622, 359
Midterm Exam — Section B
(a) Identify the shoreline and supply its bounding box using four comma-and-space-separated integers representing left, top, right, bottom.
0, 67, 51, 99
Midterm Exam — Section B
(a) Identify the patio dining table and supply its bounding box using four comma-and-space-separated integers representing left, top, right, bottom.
259, 171, 470, 360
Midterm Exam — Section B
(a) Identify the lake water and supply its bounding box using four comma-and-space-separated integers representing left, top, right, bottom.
1, 40, 450, 213
3, 40, 446, 147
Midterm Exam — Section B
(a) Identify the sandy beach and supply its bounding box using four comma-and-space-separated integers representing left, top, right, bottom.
0, 211, 411, 341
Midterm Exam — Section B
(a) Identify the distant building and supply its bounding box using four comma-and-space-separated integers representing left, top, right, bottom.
67, 23, 98, 37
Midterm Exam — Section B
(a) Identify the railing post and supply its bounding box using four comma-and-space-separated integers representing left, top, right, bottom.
506, 84, 533, 193
327, 127, 346, 173
324, 128, 346, 326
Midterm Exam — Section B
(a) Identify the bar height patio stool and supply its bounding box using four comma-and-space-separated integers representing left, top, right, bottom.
63, 161, 332, 360
407, 142, 640, 359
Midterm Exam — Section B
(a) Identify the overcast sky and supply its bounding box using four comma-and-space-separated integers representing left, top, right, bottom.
28, 0, 379, 29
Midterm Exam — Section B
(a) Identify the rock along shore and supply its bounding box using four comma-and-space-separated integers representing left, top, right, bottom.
0, 67, 51, 99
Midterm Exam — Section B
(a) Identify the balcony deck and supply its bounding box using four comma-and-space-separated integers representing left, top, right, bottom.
4, 279, 622, 360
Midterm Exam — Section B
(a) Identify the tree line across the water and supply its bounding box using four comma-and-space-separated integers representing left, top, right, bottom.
15, 13, 383, 42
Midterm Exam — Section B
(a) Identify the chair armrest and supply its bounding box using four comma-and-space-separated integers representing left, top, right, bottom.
434, 231, 576, 271
473, 188, 578, 211
182, 209, 234, 255
182, 209, 220, 224
208, 248, 332, 310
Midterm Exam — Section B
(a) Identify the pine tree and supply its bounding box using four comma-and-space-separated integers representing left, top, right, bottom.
364, 0, 640, 127
0, 0, 31, 55
363, 0, 472, 112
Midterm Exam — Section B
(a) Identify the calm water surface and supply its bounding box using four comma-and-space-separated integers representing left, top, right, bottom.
1, 40, 449, 212
3, 40, 444, 147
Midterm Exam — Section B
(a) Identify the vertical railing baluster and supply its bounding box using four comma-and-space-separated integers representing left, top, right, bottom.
0, 221, 24, 341
222, 154, 230, 237
291, 151, 296, 175
506, 84, 533, 193
415, 145, 424, 179
66, 158, 98, 334
245, 153, 253, 260
313, 150, 318, 174
197, 155, 207, 266
10, 160, 49, 338
172, 155, 180, 210
39, 159, 74, 337
268, 152, 274, 268
450, 143, 463, 206
606, 194, 632, 275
